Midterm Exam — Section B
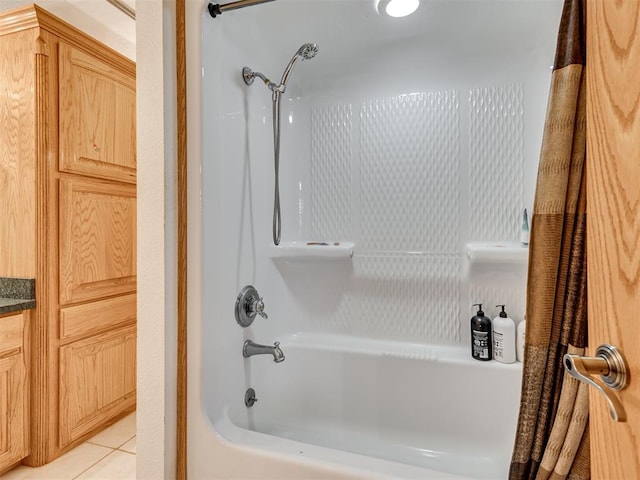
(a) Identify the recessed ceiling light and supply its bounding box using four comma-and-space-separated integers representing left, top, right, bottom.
376, 0, 420, 18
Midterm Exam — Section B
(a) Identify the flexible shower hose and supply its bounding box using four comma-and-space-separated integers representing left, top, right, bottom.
272, 91, 281, 245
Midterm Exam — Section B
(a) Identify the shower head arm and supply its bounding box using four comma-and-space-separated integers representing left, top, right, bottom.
243, 44, 317, 97
242, 67, 284, 93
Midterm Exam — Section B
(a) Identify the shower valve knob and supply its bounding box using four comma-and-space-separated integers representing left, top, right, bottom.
235, 285, 268, 327
253, 297, 268, 319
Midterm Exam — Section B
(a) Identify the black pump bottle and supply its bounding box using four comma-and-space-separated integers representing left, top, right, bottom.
471, 304, 492, 361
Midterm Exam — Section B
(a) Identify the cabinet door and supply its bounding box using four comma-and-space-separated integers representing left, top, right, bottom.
59, 177, 136, 305
0, 323, 28, 471
59, 326, 136, 447
58, 43, 136, 183
0, 356, 28, 470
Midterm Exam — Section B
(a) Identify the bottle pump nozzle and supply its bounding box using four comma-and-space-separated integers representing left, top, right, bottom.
496, 304, 507, 318
473, 303, 484, 315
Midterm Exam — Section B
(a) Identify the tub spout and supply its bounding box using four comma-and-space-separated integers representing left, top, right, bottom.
243, 340, 285, 363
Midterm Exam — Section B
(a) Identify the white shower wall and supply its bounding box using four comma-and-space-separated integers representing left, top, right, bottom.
296, 78, 529, 343
283, 73, 548, 346
201, 0, 563, 419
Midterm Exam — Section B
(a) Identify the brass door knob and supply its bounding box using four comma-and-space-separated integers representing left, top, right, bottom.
563, 344, 628, 422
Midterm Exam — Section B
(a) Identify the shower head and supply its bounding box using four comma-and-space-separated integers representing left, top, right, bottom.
280, 43, 319, 87
242, 43, 319, 95
297, 43, 319, 60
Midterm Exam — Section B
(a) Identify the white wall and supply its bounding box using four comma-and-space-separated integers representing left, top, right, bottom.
136, 0, 177, 478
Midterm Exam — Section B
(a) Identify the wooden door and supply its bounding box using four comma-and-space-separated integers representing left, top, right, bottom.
586, 0, 640, 478
58, 42, 136, 184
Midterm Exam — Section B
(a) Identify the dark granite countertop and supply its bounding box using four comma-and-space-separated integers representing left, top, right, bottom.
0, 277, 35, 315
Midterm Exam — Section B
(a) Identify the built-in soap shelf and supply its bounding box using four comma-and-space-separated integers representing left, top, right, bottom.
466, 241, 529, 265
268, 241, 355, 260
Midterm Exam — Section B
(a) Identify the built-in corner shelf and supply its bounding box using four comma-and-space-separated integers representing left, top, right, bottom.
268, 241, 355, 260
466, 241, 529, 265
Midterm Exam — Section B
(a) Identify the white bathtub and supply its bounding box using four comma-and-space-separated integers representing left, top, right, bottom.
218, 333, 522, 479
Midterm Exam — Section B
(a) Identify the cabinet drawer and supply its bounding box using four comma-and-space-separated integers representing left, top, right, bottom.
58, 43, 136, 183
59, 325, 136, 447
59, 177, 136, 305
0, 313, 24, 358
60, 294, 136, 344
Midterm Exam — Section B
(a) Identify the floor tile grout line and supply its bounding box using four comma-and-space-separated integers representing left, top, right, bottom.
70, 448, 117, 480
115, 448, 136, 455
86, 434, 136, 450
117, 434, 137, 449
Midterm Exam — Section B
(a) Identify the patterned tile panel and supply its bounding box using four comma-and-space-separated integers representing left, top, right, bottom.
468, 281, 527, 325
469, 83, 525, 241
304, 86, 528, 346
310, 104, 353, 241
308, 275, 354, 334
306, 254, 462, 344
353, 254, 461, 344
360, 92, 460, 253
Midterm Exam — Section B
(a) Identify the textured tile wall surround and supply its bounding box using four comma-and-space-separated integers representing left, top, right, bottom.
356, 255, 461, 343
310, 104, 353, 241
469, 84, 525, 241
309, 83, 526, 345
309, 255, 461, 344
469, 281, 527, 326
360, 92, 460, 253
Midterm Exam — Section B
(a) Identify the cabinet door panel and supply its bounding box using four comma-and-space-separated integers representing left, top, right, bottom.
59, 177, 136, 305
59, 43, 136, 183
60, 293, 136, 344
0, 354, 28, 470
0, 314, 24, 358
59, 326, 136, 447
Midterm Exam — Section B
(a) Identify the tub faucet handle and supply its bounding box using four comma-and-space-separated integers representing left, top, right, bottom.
254, 297, 268, 319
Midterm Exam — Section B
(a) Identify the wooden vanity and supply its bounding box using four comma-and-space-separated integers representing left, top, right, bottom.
0, 5, 136, 467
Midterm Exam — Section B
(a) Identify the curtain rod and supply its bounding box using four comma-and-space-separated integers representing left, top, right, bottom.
105, 0, 135, 20
208, 0, 276, 19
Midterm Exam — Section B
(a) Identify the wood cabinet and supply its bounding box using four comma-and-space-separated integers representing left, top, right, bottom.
59, 43, 136, 183
0, 6, 136, 466
0, 311, 29, 474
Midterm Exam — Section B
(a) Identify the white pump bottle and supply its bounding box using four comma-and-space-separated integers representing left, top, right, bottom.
492, 305, 516, 364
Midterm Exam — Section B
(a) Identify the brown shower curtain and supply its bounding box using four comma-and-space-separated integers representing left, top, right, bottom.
509, 0, 589, 479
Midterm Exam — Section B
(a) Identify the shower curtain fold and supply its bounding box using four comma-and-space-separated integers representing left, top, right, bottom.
509, 0, 588, 479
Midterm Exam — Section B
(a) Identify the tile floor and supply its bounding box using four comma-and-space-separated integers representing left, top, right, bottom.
1, 412, 136, 480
